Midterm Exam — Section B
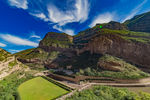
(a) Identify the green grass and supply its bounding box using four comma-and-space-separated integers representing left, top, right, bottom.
100, 28, 150, 37
18, 77, 69, 100
8, 60, 18, 68
0, 71, 34, 100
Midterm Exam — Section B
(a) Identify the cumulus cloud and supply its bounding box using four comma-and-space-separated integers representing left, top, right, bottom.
89, 13, 114, 27
0, 34, 38, 47
7, 0, 28, 9
0, 42, 6, 47
122, 0, 147, 22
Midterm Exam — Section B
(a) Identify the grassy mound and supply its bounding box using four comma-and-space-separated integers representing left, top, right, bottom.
18, 77, 69, 100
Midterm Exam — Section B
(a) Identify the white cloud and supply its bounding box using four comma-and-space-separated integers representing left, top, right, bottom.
122, 0, 147, 22
89, 13, 114, 27
47, 0, 90, 25
53, 25, 74, 36
30, 34, 41, 39
0, 34, 38, 47
30, 13, 49, 22
30, 0, 90, 35
7, 0, 90, 35
0, 42, 6, 47
8, 0, 28, 9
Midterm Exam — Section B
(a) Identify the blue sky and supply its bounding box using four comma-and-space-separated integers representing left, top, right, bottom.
0, 0, 150, 53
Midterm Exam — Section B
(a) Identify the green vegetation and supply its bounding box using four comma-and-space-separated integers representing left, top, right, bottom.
66, 85, 142, 100
15, 48, 60, 60
40, 32, 73, 48
99, 29, 150, 43
42, 76, 73, 91
101, 28, 150, 37
8, 60, 18, 68
77, 54, 149, 79
74, 25, 150, 44
122, 36, 150, 43
18, 77, 69, 100
0, 48, 11, 61
14, 48, 35, 58
0, 71, 34, 100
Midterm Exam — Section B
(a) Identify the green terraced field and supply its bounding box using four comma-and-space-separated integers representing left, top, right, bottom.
18, 77, 69, 100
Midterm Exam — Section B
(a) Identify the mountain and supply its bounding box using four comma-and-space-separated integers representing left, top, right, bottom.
15, 33, 75, 69
15, 21, 150, 77
124, 11, 150, 33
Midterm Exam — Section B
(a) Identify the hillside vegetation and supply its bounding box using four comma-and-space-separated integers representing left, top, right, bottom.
0, 71, 34, 100
66, 85, 150, 100
77, 54, 149, 79
0, 48, 11, 61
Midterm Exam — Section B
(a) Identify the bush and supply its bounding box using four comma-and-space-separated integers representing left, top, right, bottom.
0, 71, 34, 100
139, 92, 150, 100
66, 86, 140, 100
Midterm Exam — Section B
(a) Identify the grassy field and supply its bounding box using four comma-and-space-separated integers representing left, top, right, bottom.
18, 77, 69, 100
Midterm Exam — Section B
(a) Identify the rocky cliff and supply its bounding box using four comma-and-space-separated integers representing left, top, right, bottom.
15, 33, 76, 69
84, 33, 150, 68
16, 17, 150, 70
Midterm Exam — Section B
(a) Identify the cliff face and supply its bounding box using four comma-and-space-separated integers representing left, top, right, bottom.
16, 33, 76, 69
83, 34, 150, 68
125, 11, 150, 33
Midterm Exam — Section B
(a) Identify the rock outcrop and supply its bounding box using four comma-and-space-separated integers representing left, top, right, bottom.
84, 34, 150, 68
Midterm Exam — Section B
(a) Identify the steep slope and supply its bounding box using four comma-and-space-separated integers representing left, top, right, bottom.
16, 22, 150, 76
0, 48, 11, 61
124, 11, 150, 33
15, 33, 76, 69
0, 48, 28, 80
76, 28, 150, 69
